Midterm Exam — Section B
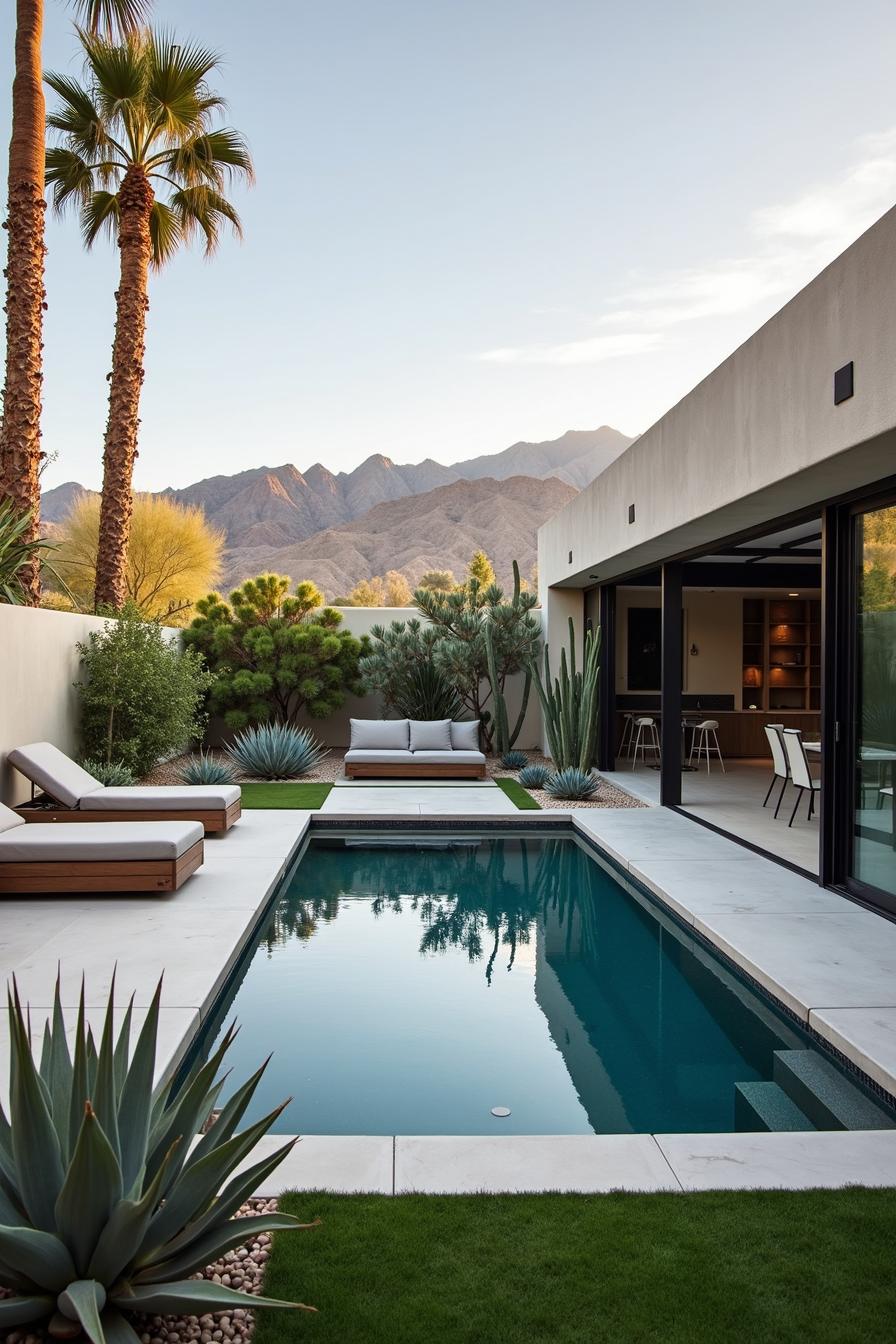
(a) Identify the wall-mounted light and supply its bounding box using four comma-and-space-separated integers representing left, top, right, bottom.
689, 642, 699, 656
788, 592, 800, 598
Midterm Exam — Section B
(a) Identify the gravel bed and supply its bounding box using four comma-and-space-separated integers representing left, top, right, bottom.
0, 1200, 288, 1344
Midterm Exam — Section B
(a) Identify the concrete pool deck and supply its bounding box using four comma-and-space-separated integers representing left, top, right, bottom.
1, 803, 895, 1193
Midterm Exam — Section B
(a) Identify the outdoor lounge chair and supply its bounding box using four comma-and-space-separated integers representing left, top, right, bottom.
0, 801, 203, 894
8, 742, 241, 834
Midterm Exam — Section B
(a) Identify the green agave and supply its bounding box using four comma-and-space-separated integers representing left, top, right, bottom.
0, 975, 316, 1341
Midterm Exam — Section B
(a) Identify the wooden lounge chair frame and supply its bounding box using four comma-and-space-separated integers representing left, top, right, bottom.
344, 761, 487, 779
14, 791, 241, 835
0, 838, 204, 894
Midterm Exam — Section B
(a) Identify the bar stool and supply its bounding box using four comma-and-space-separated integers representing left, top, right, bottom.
618, 712, 637, 761
689, 719, 725, 773
631, 717, 661, 769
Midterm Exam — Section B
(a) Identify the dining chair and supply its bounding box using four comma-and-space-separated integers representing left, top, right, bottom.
781, 728, 820, 827
631, 717, 660, 769
762, 723, 789, 817
688, 719, 725, 773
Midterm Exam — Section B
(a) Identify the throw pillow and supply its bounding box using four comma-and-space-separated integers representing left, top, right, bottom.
409, 719, 453, 752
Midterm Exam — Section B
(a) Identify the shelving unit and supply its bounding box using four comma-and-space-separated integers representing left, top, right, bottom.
741, 597, 821, 712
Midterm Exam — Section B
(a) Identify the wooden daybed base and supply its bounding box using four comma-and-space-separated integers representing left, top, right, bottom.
0, 838, 205, 894
15, 797, 242, 835
345, 762, 486, 779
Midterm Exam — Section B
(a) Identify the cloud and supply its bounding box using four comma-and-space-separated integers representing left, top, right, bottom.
477, 128, 896, 365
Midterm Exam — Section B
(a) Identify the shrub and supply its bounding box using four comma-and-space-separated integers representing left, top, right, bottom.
544, 766, 601, 800
177, 751, 239, 785
0, 976, 315, 1341
519, 763, 551, 788
78, 757, 136, 786
77, 603, 213, 775
227, 723, 328, 779
184, 575, 367, 730
501, 750, 528, 770
0, 499, 61, 604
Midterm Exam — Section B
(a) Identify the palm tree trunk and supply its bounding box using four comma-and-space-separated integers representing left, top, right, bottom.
94, 165, 153, 611
0, 0, 46, 606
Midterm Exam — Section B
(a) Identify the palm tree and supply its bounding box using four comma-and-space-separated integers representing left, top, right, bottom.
46, 29, 254, 609
0, 0, 148, 606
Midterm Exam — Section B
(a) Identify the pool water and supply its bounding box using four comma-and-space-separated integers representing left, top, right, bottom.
198, 833, 822, 1135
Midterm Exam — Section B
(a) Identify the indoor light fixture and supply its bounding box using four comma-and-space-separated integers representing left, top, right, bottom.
788, 592, 800, 597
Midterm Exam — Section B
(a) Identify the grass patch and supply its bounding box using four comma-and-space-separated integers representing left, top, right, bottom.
256, 1189, 896, 1344
494, 776, 541, 809
239, 782, 332, 809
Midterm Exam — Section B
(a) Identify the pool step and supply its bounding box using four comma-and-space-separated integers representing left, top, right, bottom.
772, 1050, 895, 1131
735, 1081, 816, 1132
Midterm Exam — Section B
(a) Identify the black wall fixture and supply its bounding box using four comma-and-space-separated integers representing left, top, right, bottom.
834, 361, 854, 405
628, 503, 636, 524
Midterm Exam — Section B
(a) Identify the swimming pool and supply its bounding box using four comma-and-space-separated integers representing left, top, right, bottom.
195, 831, 894, 1135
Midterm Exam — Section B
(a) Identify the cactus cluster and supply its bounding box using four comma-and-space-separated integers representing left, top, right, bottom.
530, 618, 601, 772
482, 560, 534, 756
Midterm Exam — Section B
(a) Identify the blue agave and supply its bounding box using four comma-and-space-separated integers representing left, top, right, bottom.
500, 750, 528, 770
544, 766, 600, 800
518, 763, 551, 788
78, 758, 136, 787
177, 751, 238, 785
226, 723, 328, 780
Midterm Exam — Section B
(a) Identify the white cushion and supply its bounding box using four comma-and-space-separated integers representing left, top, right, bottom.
409, 719, 453, 751
450, 721, 480, 751
81, 785, 240, 811
407, 751, 485, 764
344, 750, 414, 763
0, 820, 203, 862
7, 742, 102, 808
0, 802, 25, 834
349, 719, 409, 750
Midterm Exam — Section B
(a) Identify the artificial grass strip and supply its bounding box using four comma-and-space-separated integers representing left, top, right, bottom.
255, 1189, 896, 1344
239, 782, 333, 809
494, 776, 541, 809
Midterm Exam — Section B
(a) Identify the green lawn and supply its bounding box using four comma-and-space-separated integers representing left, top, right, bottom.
239, 782, 333, 809
256, 1190, 896, 1344
494, 776, 541, 809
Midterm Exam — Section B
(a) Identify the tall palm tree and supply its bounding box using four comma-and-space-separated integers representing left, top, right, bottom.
0, 0, 148, 605
46, 29, 253, 609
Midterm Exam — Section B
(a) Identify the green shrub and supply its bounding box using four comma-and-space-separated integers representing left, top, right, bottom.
0, 975, 315, 1341
226, 723, 328, 779
77, 603, 213, 775
78, 757, 137, 786
518, 763, 550, 788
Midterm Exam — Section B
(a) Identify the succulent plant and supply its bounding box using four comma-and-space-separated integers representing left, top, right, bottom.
0, 975, 315, 1341
544, 766, 601, 800
78, 758, 137, 787
529, 618, 601, 771
500, 750, 528, 770
225, 723, 328, 780
518, 763, 551, 788
176, 751, 238, 786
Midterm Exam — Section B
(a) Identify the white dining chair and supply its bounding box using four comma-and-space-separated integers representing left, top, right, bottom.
762, 723, 789, 817
688, 719, 725, 773
631, 717, 660, 769
782, 728, 820, 827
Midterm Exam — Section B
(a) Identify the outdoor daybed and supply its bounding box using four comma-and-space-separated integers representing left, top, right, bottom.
0, 802, 203, 894
8, 742, 241, 834
344, 719, 486, 778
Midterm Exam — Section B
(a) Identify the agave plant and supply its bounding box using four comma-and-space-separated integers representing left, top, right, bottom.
544, 766, 601, 800
0, 500, 63, 605
225, 724, 328, 780
518, 763, 551, 789
0, 975, 315, 1341
500, 750, 528, 770
177, 751, 239, 786
78, 758, 137, 787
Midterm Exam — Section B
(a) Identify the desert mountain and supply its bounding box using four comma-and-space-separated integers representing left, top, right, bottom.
220, 475, 578, 596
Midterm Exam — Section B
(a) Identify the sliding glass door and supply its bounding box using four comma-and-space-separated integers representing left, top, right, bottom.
850, 500, 896, 904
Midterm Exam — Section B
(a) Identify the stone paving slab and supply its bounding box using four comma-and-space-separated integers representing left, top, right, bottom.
808, 1007, 896, 1097
235, 1134, 394, 1195
394, 1135, 680, 1193
653, 1129, 896, 1191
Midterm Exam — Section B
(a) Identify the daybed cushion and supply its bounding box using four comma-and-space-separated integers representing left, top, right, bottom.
80, 784, 241, 811
349, 719, 409, 750
407, 751, 486, 765
0, 802, 25, 834
7, 742, 102, 808
344, 750, 414, 763
0, 820, 203, 863
409, 719, 453, 752
450, 720, 480, 751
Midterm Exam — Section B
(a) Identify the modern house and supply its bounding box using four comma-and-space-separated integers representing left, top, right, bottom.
538, 204, 896, 916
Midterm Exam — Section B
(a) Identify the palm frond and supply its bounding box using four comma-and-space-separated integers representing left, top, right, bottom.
148, 199, 182, 267
44, 73, 108, 159
45, 147, 96, 214
78, 27, 149, 145
71, 0, 150, 38
170, 186, 242, 256
145, 32, 222, 138
79, 190, 120, 248
162, 128, 254, 188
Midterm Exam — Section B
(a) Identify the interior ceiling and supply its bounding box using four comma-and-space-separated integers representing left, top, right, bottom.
617, 516, 823, 591
695, 517, 822, 566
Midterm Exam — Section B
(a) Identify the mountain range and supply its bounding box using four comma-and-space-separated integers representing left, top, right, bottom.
41, 424, 632, 596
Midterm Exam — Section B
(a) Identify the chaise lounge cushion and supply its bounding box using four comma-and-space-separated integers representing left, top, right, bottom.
349, 719, 410, 751
0, 819, 203, 863
80, 785, 240, 811
0, 802, 25, 833
344, 750, 414, 764
409, 719, 453, 752
7, 742, 102, 808
450, 721, 481, 751
405, 751, 485, 765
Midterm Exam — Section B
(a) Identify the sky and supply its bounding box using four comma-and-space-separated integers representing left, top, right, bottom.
3, 0, 896, 492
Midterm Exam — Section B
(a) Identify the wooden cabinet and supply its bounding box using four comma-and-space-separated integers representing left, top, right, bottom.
741, 598, 821, 712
